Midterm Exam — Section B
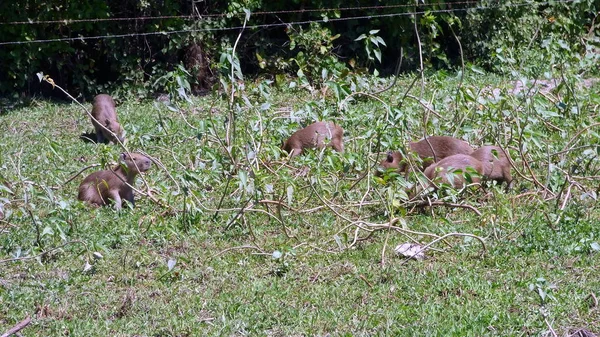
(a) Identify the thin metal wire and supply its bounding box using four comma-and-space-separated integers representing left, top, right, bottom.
0, 0, 483, 26
0, 0, 577, 46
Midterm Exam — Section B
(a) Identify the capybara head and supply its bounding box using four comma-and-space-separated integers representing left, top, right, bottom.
105, 119, 125, 143
121, 152, 152, 174
94, 94, 116, 106
470, 145, 513, 187
378, 151, 406, 174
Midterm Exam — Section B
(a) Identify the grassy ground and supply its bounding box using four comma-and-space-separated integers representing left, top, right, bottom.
1, 70, 600, 336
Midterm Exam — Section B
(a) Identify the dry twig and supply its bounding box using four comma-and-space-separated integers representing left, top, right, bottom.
399, 232, 487, 266
206, 245, 264, 261
0, 240, 87, 264
1, 315, 32, 337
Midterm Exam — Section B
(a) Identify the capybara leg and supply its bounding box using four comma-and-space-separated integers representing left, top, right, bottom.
110, 191, 122, 210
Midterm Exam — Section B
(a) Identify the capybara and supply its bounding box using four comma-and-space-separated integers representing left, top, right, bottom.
91, 94, 125, 144
470, 145, 513, 187
423, 154, 484, 189
380, 136, 474, 173
283, 121, 344, 157
78, 152, 152, 209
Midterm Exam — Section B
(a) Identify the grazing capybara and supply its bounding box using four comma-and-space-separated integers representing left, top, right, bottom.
91, 94, 125, 144
423, 154, 484, 189
470, 145, 513, 187
283, 121, 344, 157
78, 152, 152, 209
380, 136, 474, 173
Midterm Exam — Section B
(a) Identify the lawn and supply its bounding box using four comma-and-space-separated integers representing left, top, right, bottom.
1, 70, 600, 336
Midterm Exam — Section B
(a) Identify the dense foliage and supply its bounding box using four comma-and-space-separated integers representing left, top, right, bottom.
0, 0, 597, 100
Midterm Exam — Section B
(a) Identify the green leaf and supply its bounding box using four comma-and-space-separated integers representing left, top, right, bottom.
470, 65, 485, 75
0, 184, 13, 194
238, 170, 248, 188
333, 235, 344, 250
42, 225, 54, 236
286, 185, 294, 205
355, 34, 367, 41
374, 49, 382, 63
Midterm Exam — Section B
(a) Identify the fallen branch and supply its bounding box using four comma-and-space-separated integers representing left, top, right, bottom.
544, 317, 558, 337
61, 164, 101, 186
358, 274, 373, 288
404, 94, 443, 118
0, 240, 86, 264
206, 245, 264, 261
399, 232, 487, 265
585, 292, 598, 308
1, 315, 31, 337
418, 201, 483, 216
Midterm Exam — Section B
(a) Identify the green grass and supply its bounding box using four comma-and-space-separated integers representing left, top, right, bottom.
1, 69, 600, 336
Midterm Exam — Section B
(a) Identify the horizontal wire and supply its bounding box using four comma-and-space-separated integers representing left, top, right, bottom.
0, 0, 483, 26
0, 0, 576, 46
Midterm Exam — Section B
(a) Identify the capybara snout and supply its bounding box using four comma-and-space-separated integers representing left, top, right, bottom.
470, 145, 513, 187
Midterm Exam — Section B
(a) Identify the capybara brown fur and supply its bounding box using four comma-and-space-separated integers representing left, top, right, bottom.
470, 146, 513, 187
380, 136, 474, 173
78, 152, 152, 209
424, 154, 484, 189
283, 121, 344, 157
91, 94, 125, 144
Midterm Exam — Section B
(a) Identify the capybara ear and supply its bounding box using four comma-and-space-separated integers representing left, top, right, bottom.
105, 119, 111, 127
120, 152, 129, 161
386, 152, 394, 163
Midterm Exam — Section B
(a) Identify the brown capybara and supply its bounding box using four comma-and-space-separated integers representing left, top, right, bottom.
423, 154, 484, 189
283, 121, 344, 157
470, 146, 513, 187
91, 94, 125, 144
78, 152, 152, 209
380, 136, 474, 173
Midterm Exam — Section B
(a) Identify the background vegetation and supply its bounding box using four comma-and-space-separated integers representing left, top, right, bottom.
1, 0, 600, 335
0, 0, 597, 100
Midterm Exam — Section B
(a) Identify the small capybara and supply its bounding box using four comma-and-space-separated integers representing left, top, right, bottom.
423, 154, 484, 189
282, 121, 344, 157
470, 145, 513, 187
91, 94, 125, 144
380, 136, 474, 173
78, 152, 152, 209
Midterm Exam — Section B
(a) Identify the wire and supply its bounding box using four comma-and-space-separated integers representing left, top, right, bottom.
0, 1, 482, 26
0, 0, 578, 46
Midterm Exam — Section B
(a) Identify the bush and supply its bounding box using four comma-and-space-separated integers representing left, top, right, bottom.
0, 0, 597, 100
